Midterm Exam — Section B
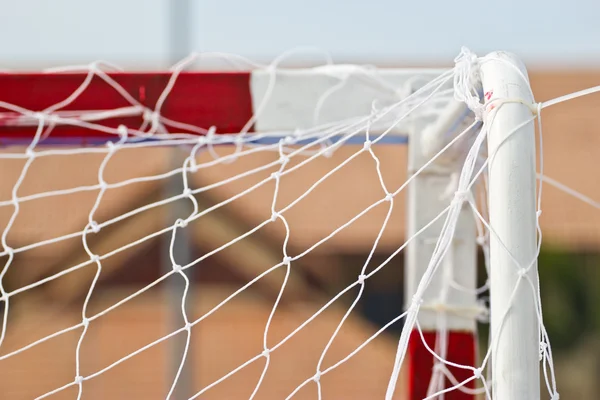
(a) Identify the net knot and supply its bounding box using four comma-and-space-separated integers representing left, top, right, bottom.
313, 372, 321, 383
89, 61, 102, 72
233, 134, 246, 146
196, 135, 207, 146
283, 256, 292, 265
539, 341, 548, 361
357, 274, 367, 285
176, 219, 188, 229
82, 317, 90, 328
517, 268, 527, 278
475, 235, 486, 246
536, 210, 542, 218
385, 193, 394, 202
184, 322, 192, 331
271, 171, 281, 180
271, 212, 280, 222
172, 264, 183, 274
90, 254, 100, 264
432, 363, 446, 373
183, 188, 192, 197
363, 140, 372, 151
89, 221, 101, 234
279, 155, 290, 166
74, 376, 84, 385
47, 114, 60, 124
262, 349, 270, 358
3, 245, 13, 255
473, 367, 483, 379
33, 112, 47, 123
188, 161, 199, 174
550, 393, 560, 400
142, 109, 158, 123
106, 140, 118, 152
452, 190, 470, 205
25, 148, 36, 159
142, 109, 161, 131
411, 295, 423, 309
283, 136, 295, 145
117, 124, 128, 140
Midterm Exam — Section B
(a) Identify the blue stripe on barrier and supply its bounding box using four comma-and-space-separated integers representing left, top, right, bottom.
0, 133, 410, 148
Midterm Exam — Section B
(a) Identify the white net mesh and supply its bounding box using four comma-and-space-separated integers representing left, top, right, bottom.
0, 48, 599, 399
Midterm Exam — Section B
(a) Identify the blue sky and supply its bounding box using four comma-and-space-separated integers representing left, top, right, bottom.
2, 0, 600, 68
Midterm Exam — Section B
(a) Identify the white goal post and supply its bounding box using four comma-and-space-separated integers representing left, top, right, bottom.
2, 48, 595, 399
481, 52, 540, 400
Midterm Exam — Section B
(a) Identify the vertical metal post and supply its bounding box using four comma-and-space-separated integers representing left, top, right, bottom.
169, 0, 192, 64
481, 52, 540, 400
404, 102, 478, 400
164, 1, 194, 398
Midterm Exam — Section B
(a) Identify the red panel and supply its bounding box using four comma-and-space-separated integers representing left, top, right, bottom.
0, 71, 254, 144
408, 329, 477, 400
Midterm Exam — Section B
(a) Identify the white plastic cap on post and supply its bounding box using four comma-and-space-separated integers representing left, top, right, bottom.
480, 51, 540, 400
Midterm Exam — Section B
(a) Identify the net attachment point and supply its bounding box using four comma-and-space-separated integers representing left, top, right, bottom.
25, 148, 37, 159
172, 264, 183, 274
357, 274, 367, 285
279, 155, 290, 166
312, 372, 321, 383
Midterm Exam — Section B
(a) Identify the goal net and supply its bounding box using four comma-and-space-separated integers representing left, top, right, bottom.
0, 48, 597, 399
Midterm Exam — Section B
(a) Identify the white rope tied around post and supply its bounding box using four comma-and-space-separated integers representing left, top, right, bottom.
453, 47, 485, 121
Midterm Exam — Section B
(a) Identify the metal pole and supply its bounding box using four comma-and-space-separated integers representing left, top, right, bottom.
169, 0, 192, 64
481, 52, 540, 400
164, 1, 194, 398
404, 102, 478, 400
